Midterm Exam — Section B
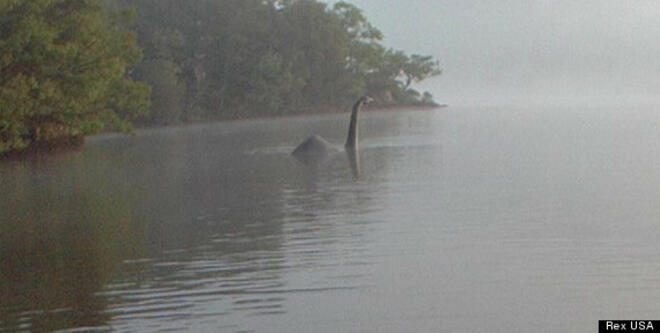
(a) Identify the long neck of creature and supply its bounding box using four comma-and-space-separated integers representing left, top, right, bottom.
345, 100, 362, 150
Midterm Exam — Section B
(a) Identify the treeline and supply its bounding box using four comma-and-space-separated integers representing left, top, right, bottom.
0, 0, 440, 154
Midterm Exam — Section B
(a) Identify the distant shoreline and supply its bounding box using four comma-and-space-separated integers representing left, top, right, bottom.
137, 103, 447, 127
1, 103, 446, 161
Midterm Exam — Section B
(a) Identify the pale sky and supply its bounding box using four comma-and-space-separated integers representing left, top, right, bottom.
330, 0, 660, 107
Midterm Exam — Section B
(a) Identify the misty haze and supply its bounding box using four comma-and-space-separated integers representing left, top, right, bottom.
2, 1, 660, 332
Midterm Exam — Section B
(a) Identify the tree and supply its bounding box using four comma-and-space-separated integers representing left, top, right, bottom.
279, 0, 352, 105
331, 2, 441, 105
135, 59, 184, 124
0, 0, 149, 154
113, 0, 441, 126
332, 1, 382, 43
401, 54, 442, 89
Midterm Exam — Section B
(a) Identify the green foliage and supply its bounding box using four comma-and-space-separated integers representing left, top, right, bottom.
240, 51, 303, 115
421, 91, 436, 105
135, 59, 184, 124
0, 0, 149, 154
402, 54, 442, 89
333, 1, 383, 42
123, 0, 442, 124
1, 0, 441, 154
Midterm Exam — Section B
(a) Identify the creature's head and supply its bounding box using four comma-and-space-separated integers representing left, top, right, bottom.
358, 95, 374, 106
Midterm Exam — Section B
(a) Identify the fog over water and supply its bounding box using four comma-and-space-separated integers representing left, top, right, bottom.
3, 107, 660, 332
4, 2, 660, 332
333, 0, 660, 107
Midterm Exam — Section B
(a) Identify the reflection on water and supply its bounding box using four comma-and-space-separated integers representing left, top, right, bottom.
2, 107, 660, 332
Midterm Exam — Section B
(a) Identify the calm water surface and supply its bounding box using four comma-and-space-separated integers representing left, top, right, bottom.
2, 107, 660, 332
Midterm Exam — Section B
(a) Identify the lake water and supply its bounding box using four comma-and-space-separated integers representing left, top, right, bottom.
2, 106, 660, 332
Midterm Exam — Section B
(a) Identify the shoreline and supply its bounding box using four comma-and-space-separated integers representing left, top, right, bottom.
1, 103, 446, 161
1, 136, 85, 161
135, 103, 445, 128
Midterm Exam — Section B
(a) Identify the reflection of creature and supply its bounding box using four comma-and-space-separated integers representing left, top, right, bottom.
292, 96, 373, 164
346, 147, 360, 179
